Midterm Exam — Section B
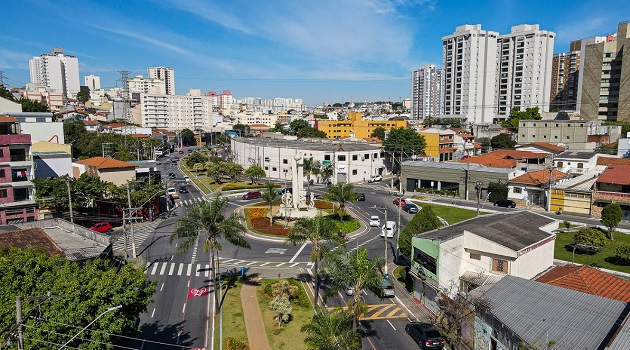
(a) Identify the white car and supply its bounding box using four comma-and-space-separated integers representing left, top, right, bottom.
184, 176, 190, 183
369, 175, 383, 182
381, 221, 396, 238
369, 216, 380, 227
167, 187, 179, 199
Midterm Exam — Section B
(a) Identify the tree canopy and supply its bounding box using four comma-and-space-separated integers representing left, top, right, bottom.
601, 203, 623, 240
370, 126, 386, 140
18, 98, 49, 112
76, 90, 90, 104
501, 107, 542, 131
382, 127, 426, 156
0, 248, 154, 349
180, 128, 195, 146
0, 85, 15, 100
487, 181, 508, 203
573, 227, 608, 250
399, 205, 442, 257
245, 165, 266, 184
490, 133, 516, 150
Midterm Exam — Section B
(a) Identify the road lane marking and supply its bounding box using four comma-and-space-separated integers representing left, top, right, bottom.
289, 243, 307, 262
387, 320, 396, 330
260, 262, 270, 266
289, 262, 299, 267
196, 264, 201, 277
204, 264, 210, 277
177, 263, 184, 275
159, 263, 167, 275
186, 263, 192, 276
168, 263, 175, 275
151, 308, 155, 318
246, 262, 256, 266
276, 262, 286, 267
182, 303, 186, 314
222, 258, 236, 263
151, 263, 159, 275
160, 283, 164, 292
394, 295, 419, 321
372, 304, 395, 317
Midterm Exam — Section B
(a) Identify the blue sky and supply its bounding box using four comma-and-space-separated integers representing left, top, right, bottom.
1, 0, 628, 107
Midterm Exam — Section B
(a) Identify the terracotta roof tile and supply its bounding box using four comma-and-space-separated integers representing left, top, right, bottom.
460, 150, 548, 168
510, 169, 568, 186
130, 134, 149, 139
0, 115, 19, 123
597, 157, 630, 166
517, 142, 565, 153
75, 156, 138, 169
597, 164, 630, 186
0, 228, 64, 256
536, 265, 630, 302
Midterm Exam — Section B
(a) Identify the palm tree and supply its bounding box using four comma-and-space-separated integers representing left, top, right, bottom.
323, 183, 360, 221
169, 194, 250, 315
262, 181, 278, 224
286, 216, 344, 305
321, 165, 334, 185
302, 307, 361, 350
322, 249, 384, 330
302, 157, 320, 193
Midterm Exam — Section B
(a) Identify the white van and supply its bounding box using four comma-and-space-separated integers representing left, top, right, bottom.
381, 221, 396, 238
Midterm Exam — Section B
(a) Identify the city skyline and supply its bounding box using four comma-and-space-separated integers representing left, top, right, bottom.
1, 0, 629, 107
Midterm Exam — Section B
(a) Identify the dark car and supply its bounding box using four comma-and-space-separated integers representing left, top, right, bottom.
405, 322, 445, 349
403, 203, 419, 214
242, 191, 262, 200
90, 222, 113, 233
356, 193, 365, 201
169, 172, 176, 179
494, 199, 516, 208
179, 185, 189, 193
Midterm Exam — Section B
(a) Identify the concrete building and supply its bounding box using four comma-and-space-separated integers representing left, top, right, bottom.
0, 97, 22, 114
232, 111, 279, 127
141, 90, 216, 129
517, 119, 621, 145
580, 22, 630, 121
550, 41, 580, 111
416, 128, 456, 161
553, 150, 599, 175
73, 157, 138, 186
0, 116, 37, 224
31, 141, 73, 178
410, 64, 444, 120
28, 48, 80, 99
147, 66, 175, 95
127, 75, 167, 97
442, 25, 498, 124
495, 24, 555, 119
84, 74, 101, 91
231, 137, 387, 184
316, 112, 407, 139
575, 35, 614, 114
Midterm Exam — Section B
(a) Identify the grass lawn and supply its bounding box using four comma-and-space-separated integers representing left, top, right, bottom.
180, 166, 219, 193
257, 279, 314, 350
214, 279, 248, 350
413, 202, 488, 225
554, 230, 630, 274
322, 214, 361, 235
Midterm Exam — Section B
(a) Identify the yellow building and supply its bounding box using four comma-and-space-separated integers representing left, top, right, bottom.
416, 128, 456, 161
316, 112, 407, 139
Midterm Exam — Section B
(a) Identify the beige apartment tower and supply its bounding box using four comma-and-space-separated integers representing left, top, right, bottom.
147, 66, 175, 95
550, 40, 581, 111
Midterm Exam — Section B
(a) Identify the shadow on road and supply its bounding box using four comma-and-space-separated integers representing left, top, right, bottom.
115, 320, 195, 350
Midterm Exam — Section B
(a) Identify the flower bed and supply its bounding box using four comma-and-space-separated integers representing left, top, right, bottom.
245, 207, 289, 236
314, 200, 334, 209
245, 207, 266, 219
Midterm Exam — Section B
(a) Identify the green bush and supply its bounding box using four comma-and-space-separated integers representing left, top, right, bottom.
222, 182, 281, 191
225, 337, 248, 350
615, 243, 630, 263
573, 227, 608, 251
562, 220, 571, 230
263, 278, 310, 308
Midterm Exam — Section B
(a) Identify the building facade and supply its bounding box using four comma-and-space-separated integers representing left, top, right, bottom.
84, 74, 101, 91
550, 42, 580, 111
141, 90, 216, 129
442, 25, 498, 124
28, 48, 80, 99
0, 116, 37, 224
316, 112, 407, 139
147, 66, 175, 95
518, 119, 612, 144
416, 128, 456, 161
580, 22, 630, 121
410, 64, 444, 120
127, 75, 167, 97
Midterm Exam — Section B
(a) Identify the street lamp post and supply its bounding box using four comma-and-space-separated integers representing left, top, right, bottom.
371, 205, 389, 275
475, 181, 483, 217
57, 305, 122, 349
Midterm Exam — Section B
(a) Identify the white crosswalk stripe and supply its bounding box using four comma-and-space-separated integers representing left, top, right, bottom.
144, 260, 317, 277
112, 219, 162, 251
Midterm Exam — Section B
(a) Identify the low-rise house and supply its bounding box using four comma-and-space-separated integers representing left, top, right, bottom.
461, 149, 550, 171
410, 211, 557, 315
536, 264, 630, 302
508, 169, 569, 207
73, 157, 137, 186
592, 164, 630, 219
31, 141, 73, 178
515, 142, 565, 155
553, 150, 598, 175
417, 128, 456, 161
550, 166, 605, 215
83, 119, 100, 132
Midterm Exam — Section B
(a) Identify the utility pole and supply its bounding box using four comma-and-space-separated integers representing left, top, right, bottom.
547, 164, 554, 212
126, 181, 137, 259
475, 181, 483, 217
65, 178, 74, 225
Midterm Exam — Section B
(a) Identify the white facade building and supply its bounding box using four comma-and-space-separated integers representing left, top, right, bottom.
147, 66, 175, 95
239, 96, 307, 113
127, 75, 167, 97
495, 24, 555, 118
141, 90, 216, 129
231, 137, 388, 184
28, 48, 80, 99
84, 74, 101, 91
442, 25, 499, 124
411, 64, 444, 120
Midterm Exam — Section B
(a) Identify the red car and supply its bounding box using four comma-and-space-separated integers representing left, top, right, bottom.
242, 191, 262, 200
90, 222, 113, 233
178, 150, 184, 154
173, 156, 179, 161
393, 198, 407, 207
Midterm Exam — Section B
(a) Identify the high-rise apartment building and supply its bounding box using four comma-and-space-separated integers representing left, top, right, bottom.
442, 25, 498, 124
29, 48, 80, 99
127, 75, 167, 98
141, 89, 214, 129
550, 45, 580, 111
84, 74, 101, 91
410, 64, 444, 120
575, 35, 613, 114
579, 22, 629, 121
147, 67, 175, 95
495, 24, 554, 118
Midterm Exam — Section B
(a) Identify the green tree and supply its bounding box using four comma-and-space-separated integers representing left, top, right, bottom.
322, 249, 384, 330
302, 307, 361, 350
601, 203, 623, 240
225, 162, 244, 182
289, 119, 309, 135
271, 277, 298, 300
399, 205, 442, 256
0, 248, 154, 349
286, 216, 344, 305
382, 127, 426, 172
232, 124, 249, 136
269, 296, 292, 328
320, 165, 334, 185
297, 126, 327, 138
185, 151, 207, 167
501, 107, 542, 132
303, 157, 320, 193
18, 97, 49, 112
477, 137, 491, 152
269, 121, 289, 134
573, 227, 608, 251
207, 161, 229, 184
0, 85, 15, 100
76, 90, 91, 104
245, 164, 266, 184
370, 126, 386, 140
262, 181, 278, 224
323, 183, 360, 221
487, 181, 508, 203
490, 133, 516, 150
170, 194, 250, 315
615, 243, 630, 263
180, 128, 195, 146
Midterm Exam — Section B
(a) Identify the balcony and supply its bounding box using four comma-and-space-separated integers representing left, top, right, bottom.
593, 191, 630, 204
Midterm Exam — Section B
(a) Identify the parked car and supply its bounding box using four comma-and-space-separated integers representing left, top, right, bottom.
379, 276, 395, 297
356, 193, 365, 201
178, 150, 184, 154
187, 149, 193, 153
369, 216, 380, 227
167, 187, 179, 199
381, 221, 396, 238
403, 203, 419, 214
393, 198, 407, 207
242, 191, 262, 200
369, 175, 383, 182
494, 199, 516, 208
405, 322, 445, 349
90, 222, 113, 233
179, 185, 189, 193
173, 156, 179, 161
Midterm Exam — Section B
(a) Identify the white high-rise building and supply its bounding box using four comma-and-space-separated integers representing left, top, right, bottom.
127, 75, 167, 97
29, 48, 80, 99
495, 24, 555, 118
141, 90, 215, 129
84, 74, 101, 90
410, 64, 444, 120
442, 25, 499, 124
147, 67, 175, 95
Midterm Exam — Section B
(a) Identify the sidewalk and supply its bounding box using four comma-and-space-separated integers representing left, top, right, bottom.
240, 279, 272, 350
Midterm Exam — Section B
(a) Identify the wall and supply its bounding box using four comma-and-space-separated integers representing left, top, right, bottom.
19, 122, 65, 143
34, 154, 72, 178
97, 168, 136, 186
512, 238, 555, 279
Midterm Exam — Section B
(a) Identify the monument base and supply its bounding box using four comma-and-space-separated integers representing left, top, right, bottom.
280, 205, 318, 219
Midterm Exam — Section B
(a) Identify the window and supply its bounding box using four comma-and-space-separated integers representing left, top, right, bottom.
352, 169, 357, 175
577, 163, 583, 169
513, 187, 522, 194
0, 189, 6, 198
282, 159, 288, 164
0, 169, 4, 178
414, 249, 437, 275
352, 155, 358, 161
470, 253, 481, 260
264, 157, 270, 162
0, 149, 3, 157
36, 117, 46, 123
556, 162, 563, 167
492, 258, 509, 273
374, 153, 379, 159
337, 155, 346, 161
264, 166, 268, 170
324, 155, 331, 161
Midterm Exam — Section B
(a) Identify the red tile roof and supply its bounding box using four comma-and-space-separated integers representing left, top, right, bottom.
536, 265, 630, 302
517, 142, 565, 154
460, 149, 549, 168
0, 115, 19, 123
597, 164, 630, 186
363, 137, 382, 143
104, 123, 126, 129
0, 228, 64, 256
597, 157, 630, 166
75, 157, 138, 169
510, 169, 568, 186
130, 133, 149, 139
